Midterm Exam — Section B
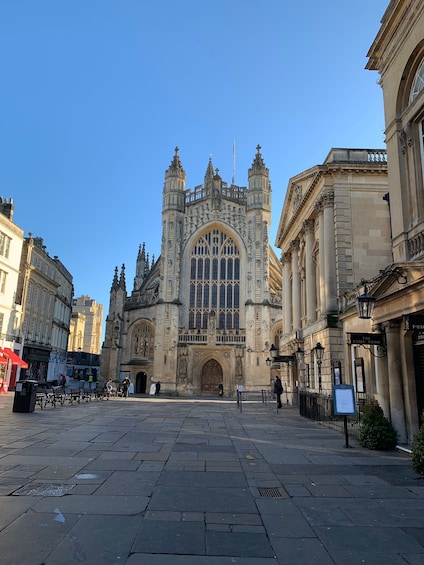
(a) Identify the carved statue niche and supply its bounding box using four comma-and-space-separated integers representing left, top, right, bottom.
178, 349, 188, 381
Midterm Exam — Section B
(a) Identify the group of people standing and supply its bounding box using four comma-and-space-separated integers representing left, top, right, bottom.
102, 377, 162, 397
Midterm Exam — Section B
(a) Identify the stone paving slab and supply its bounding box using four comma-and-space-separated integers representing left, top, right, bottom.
0, 394, 423, 565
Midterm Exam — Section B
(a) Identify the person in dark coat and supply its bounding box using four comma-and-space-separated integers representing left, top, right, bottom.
274, 376, 283, 408
122, 376, 131, 398
155, 381, 161, 396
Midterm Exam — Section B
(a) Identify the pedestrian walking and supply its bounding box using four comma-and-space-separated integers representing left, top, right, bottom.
273, 375, 283, 408
155, 381, 161, 396
122, 376, 131, 398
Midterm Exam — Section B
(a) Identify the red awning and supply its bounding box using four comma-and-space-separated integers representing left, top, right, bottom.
2, 348, 28, 369
0, 355, 8, 365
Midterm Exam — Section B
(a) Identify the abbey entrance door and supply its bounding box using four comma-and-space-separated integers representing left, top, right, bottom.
201, 359, 223, 395
136, 372, 147, 394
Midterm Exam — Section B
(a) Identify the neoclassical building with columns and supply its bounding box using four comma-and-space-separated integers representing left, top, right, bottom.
275, 148, 390, 403
101, 146, 282, 396
342, 0, 424, 445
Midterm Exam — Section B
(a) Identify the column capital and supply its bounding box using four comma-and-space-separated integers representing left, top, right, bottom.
282, 252, 292, 265
320, 189, 335, 208
303, 219, 315, 233
381, 320, 401, 332
290, 240, 300, 252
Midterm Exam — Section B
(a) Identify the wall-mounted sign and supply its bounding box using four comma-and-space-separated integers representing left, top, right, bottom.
346, 333, 385, 347
404, 315, 424, 332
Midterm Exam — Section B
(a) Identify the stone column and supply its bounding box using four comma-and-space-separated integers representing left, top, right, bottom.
291, 240, 301, 331
314, 201, 325, 315
384, 322, 407, 444
322, 190, 337, 312
375, 352, 390, 418
303, 219, 316, 323
401, 329, 419, 441
282, 252, 292, 334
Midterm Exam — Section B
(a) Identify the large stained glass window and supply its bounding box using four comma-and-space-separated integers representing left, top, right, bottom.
189, 229, 240, 330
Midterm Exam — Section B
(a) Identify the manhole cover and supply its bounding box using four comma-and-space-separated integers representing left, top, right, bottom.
13, 483, 75, 497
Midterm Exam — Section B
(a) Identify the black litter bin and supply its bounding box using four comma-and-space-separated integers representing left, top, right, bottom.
13, 380, 38, 413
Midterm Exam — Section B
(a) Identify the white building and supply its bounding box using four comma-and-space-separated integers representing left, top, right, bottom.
0, 198, 26, 389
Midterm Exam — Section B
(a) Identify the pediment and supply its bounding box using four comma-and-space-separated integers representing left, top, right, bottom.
276, 168, 319, 246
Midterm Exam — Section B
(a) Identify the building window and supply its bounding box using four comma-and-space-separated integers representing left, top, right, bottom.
0, 232, 11, 258
410, 57, 424, 103
132, 323, 154, 359
189, 229, 240, 330
0, 270, 7, 294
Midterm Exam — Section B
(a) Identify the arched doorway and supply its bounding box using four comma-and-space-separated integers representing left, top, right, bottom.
136, 372, 147, 394
201, 359, 223, 395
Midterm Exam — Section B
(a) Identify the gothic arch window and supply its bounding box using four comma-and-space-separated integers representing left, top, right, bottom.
409, 57, 424, 104
132, 322, 154, 359
189, 228, 240, 330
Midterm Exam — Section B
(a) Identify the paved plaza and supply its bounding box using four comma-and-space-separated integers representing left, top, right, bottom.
0, 392, 423, 565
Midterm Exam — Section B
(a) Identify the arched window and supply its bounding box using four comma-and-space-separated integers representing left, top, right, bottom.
410, 57, 424, 104
189, 228, 240, 330
132, 323, 154, 359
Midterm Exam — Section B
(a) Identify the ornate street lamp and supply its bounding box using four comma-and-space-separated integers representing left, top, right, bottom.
267, 344, 295, 364
356, 268, 407, 320
313, 342, 325, 393
356, 280, 377, 320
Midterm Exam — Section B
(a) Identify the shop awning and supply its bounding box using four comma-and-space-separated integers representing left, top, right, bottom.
2, 348, 28, 368
0, 355, 8, 365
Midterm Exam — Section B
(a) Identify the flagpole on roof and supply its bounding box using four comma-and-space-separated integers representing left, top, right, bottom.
232, 139, 236, 185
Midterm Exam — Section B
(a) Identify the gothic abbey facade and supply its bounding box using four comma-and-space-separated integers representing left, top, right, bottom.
101, 146, 282, 396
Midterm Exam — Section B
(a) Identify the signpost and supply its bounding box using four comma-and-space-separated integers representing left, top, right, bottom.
333, 384, 356, 448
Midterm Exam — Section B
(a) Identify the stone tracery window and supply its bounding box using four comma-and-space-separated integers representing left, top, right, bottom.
132, 323, 154, 358
189, 228, 240, 330
410, 57, 424, 104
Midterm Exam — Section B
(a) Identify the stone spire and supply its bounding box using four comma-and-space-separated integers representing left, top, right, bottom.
204, 156, 215, 185
166, 146, 184, 175
118, 264, 126, 292
249, 144, 268, 175
247, 144, 271, 217
111, 266, 119, 292
163, 146, 186, 212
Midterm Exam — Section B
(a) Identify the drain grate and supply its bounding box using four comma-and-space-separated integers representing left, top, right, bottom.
13, 483, 75, 497
258, 487, 283, 498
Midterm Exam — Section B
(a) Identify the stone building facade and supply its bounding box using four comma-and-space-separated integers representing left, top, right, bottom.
343, 0, 424, 444
275, 148, 390, 401
101, 146, 282, 396
0, 198, 26, 389
69, 295, 103, 354
16, 236, 73, 383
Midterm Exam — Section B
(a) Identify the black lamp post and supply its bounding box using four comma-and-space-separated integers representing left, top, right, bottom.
356, 268, 407, 320
266, 344, 295, 365
356, 280, 377, 319
313, 342, 325, 393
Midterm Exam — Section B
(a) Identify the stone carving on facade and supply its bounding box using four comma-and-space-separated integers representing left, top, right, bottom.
177, 348, 188, 382
235, 351, 243, 382
303, 219, 315, 234
399, 122, 413, 154
292, 184, 303, 212
320, 189, 335, 209
282, 252, 292, 265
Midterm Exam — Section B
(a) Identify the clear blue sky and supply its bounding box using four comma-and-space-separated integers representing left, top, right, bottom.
1, 0, 389, 340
